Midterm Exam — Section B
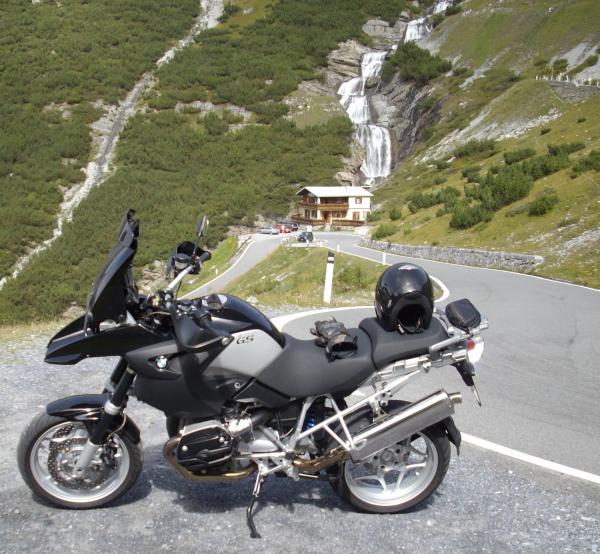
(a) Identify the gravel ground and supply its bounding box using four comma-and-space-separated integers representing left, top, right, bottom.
1, 327, 599, 553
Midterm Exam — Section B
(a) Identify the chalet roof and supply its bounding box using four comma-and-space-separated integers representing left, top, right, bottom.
295, 186, 373, 198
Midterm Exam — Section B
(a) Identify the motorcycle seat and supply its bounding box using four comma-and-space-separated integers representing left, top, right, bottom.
359, 317, 448, 370
257, 329, 375, 398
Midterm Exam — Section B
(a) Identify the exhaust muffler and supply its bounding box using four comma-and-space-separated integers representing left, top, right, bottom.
350, 389, 461, 461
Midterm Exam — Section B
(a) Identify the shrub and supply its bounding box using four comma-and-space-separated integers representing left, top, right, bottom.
381, 41, 452, 83
420, 126, 434, 141
445, 5, 461, 16
462, 165, 481, 181
455, 139, 497, 158
435, 159, 450, 170
434, 176, 447, 185
540, 128, 551, 135
519, 153, 570, 180
548, 142, 585, 156
552, 58, 568, 73
476, 166, 534, 211
504, 148, 536, 165
571, 150, 600, 178
367, 210, 383, 222
418, 96, 436, 112
431, 13, 445, 28
529, 192, 559, 216
372, 223, 398, 240
577, 117, 587, 124
407, 187, 460, 212
453, 66, 470, 77
338, 264, 371, 290
389, 206, 402, 221
449, 204, 492, 229
202, 112, 229, 136
218, 3, 241, 23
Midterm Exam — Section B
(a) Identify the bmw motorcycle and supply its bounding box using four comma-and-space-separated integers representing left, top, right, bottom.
18, 210, 488, 537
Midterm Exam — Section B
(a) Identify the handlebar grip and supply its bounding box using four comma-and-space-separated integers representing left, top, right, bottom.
198, 251, 211, 263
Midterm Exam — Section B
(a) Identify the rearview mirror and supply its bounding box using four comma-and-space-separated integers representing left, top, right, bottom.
196, 215, 209, 238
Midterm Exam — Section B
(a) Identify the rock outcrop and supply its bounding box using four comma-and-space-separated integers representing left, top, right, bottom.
362, 18, 408, 46
325, 40, 369, 90
370, 74, 438, 164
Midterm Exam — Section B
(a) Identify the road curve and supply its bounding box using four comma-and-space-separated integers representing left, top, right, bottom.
192, 231, 600, 474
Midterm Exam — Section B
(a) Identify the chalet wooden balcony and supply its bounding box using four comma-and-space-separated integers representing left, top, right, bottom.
297, 201, 349, 210
291, 215, 364, 227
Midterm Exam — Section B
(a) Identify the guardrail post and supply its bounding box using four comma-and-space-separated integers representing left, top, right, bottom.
323, 251, 335, 304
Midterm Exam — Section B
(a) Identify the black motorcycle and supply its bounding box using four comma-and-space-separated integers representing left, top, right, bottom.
18, 210, 487, 537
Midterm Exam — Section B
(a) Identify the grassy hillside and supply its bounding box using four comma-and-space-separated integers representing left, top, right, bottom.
371, 0, 600, 287
0, 0, 199, 276
374, 93, 600, 286
433, 0, 600, 72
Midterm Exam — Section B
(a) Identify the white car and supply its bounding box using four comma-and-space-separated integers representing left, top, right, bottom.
259, 227, 279, 235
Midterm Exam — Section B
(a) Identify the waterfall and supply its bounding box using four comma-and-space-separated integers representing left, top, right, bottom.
358, 125, 392, 181
335, 0, 452, 188
337, 51, 391, 186
432, 0, 452, 14
404, 17, 431, 42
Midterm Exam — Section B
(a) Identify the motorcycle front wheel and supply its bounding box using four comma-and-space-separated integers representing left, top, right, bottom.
334, 424, 451, 514
18, 412, 143, 509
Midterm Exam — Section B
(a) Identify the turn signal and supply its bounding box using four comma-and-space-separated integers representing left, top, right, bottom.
466, 339, 476, 351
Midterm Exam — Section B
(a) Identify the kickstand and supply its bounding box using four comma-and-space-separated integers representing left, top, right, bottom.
247, 472, 265, 539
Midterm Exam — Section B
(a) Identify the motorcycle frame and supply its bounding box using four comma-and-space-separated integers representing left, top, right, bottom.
239, 323, 485, 478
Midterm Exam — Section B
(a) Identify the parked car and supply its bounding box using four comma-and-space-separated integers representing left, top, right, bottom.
276, 222, 296, 233
259, 227, 279, 235
297, 231, 314, 243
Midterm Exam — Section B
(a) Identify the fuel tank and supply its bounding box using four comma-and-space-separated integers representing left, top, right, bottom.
206, 294, 285, 347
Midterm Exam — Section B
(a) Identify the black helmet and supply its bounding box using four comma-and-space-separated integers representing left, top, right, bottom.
375, 263, 434, 333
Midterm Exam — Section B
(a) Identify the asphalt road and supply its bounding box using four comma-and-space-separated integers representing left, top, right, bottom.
190, 231, 600, 474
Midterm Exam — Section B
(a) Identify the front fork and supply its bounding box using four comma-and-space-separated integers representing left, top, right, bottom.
74, 358, 135, 472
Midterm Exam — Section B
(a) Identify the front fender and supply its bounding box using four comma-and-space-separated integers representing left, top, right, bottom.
46, 394, 141, 445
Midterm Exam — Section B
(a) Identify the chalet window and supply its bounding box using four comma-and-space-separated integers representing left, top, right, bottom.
311, 210, 318, 218
355, 197, 362, 205
353, 212, 360, 221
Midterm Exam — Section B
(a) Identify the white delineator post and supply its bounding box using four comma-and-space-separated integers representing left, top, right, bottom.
323, 250, 335, 304
382, 251, 386, 265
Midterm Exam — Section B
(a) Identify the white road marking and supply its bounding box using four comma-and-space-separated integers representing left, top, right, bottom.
183, 236, 269, 299
274, 306, 600, 485
461, 433, 600, 485
272, 305, 373, 330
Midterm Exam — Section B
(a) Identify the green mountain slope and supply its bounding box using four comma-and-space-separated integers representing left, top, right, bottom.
0, 0, 199, 276
0, 0, 415, 323
373, 0, 600, 287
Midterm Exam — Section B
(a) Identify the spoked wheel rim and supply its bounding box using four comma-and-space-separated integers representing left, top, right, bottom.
344, 432, 438, 508
29, 421, 131, 504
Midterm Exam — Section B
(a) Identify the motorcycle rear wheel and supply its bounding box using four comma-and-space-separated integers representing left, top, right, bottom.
18, 412, 143, 509
331, 404, 450, 514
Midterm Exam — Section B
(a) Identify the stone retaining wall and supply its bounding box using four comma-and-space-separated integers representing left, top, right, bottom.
548, 81, 600, 103
360, 239, 544, 272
